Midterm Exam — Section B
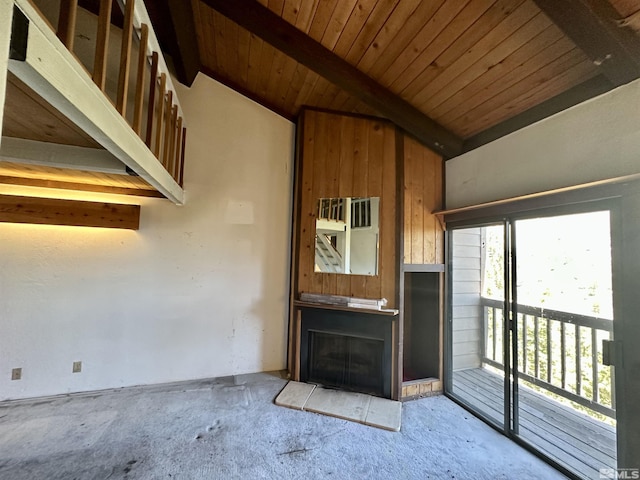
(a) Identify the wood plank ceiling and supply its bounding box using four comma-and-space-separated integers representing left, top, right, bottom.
160, 0, 640, 156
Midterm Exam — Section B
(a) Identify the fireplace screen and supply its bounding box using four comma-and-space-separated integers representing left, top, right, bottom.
308, 331, 384, 396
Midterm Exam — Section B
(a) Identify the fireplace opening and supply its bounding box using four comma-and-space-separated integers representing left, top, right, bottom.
308, 331, 384, 396
298, 306, 393, 398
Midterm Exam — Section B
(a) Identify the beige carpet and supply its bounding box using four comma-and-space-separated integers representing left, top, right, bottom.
275, 381, 402, 432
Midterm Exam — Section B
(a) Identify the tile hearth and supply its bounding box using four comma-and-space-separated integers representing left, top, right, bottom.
275, 381, 402, 432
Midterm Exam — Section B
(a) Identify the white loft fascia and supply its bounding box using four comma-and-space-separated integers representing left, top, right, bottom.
6, 0, 184, 204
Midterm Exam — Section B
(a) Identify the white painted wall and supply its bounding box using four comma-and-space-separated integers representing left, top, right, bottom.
446, 79, 640, 208
0, 73, 295, 400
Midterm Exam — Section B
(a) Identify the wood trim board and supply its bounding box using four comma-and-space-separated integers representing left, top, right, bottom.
0, 193, 140, 229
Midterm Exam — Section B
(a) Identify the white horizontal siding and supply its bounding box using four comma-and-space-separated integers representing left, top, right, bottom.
451, 229, 483, 372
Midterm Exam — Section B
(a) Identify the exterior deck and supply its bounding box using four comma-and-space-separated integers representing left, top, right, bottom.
453, 367, 616, 479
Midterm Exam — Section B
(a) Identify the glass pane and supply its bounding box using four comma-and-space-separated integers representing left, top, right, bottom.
450, 225, 505, 427
514, 211, 616, 479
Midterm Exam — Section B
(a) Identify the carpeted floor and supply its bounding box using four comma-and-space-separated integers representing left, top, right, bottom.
0, 371, 566, 479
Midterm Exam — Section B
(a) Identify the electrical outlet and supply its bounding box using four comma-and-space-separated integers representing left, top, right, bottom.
11, 368, 22, 380
72, 361, 82, 373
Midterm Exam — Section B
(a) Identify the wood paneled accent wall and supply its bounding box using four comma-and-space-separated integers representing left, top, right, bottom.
403, 136, 444, 265
294, 109, 398, 308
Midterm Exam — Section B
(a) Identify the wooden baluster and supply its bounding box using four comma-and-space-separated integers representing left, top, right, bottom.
168, 104, 177, 176
162, 90, 173, 168
492, 307, 497, 361
93, 0, 112, 90
522, 315, 527, 375
546, 319, 552, 384
154, 73, 166, 158
133, 24, 148, 136
174, 117, 183, 180
57, 0, 78, 50
560, 322, 566, 389
116, 0, 135, 116
179, 127, 187, 186
482, 305, 488, 360
145, 51, 158, 148
575, 324, 582, 395
591, 328, 599, 403
534, 316, 539, 378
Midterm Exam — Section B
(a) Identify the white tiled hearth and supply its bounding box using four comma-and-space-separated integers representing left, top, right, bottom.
275, 381, 402, 432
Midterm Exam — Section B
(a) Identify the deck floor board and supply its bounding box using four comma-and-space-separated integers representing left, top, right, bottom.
452, 367, 616, 479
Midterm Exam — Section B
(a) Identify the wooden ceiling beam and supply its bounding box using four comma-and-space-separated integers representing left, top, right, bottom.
200, 0, 463, 158
146, 0, 201, 86
532, 0, 640, 86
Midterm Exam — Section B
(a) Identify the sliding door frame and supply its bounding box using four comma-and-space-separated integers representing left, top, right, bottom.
445, 196, 623, 479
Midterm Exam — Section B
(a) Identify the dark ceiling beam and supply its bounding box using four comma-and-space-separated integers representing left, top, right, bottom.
532, 0, 640, 86
200, 0, 463, 158
462, 74, 613, 153
145, 0, 201, 86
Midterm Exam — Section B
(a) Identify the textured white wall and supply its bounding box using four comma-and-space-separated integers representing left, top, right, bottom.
446, 79, 640, 209
0, 73, 295, 400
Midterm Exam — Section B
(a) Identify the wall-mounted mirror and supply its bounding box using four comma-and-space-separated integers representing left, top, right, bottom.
315, 197, 380, 276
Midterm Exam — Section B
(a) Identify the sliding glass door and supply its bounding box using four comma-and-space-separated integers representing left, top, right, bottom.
447, 205, 618, 479
512, 211, 616, 478
449, 224, 507, 428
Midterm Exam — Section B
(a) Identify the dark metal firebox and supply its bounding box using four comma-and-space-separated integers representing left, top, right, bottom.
299, 306, 393, 398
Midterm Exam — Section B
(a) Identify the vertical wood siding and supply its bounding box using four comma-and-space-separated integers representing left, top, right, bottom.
403, 135, 444, 265
295, 109, 398, 307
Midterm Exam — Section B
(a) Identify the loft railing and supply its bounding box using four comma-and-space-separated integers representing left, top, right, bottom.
32, 0, 185, 187
317, 198, 345, 223
317, 197, 372, 228
481, 297, 615, 418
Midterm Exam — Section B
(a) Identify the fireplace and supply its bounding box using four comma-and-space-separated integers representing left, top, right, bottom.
299, 306, 394, 398
309, 331, 385, 396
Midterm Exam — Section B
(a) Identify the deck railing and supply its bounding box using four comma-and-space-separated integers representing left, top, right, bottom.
481, 297, 615, 418
35, 0, 185, 186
